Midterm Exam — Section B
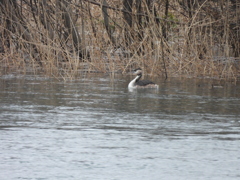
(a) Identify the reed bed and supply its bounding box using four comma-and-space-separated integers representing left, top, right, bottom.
0, 0, 239, 80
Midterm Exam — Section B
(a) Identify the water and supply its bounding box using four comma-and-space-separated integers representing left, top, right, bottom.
0, 73, 240, 180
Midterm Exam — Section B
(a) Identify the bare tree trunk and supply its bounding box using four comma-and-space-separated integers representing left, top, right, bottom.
57, 0, 90, 59
59, 1, 82, 54
162, 0, 169, 40
123, 0, 133, 27
102, 0, 116, 46
122, 0, 133, 47
136, 0, 143, 42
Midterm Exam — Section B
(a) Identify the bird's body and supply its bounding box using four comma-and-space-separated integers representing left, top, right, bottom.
128, 68, 158, 89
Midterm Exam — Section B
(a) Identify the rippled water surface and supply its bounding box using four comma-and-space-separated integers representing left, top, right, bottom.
1, 73, 240, 180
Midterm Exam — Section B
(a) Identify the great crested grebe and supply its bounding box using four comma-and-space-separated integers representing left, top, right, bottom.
128, 68, 159, 89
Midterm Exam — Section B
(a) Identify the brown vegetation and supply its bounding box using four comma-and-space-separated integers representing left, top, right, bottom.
0, 0, 240, 80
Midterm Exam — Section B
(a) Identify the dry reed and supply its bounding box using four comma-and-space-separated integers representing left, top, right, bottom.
0, 0, 239, 80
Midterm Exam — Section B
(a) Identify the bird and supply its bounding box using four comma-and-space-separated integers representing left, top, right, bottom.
128, 68, 159, 89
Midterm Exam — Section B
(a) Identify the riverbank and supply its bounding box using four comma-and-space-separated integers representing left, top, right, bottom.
1, 0, 239, 81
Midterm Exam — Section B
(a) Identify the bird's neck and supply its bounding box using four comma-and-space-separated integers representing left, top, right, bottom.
135, 74, 142, 82
128, 74, 142, 88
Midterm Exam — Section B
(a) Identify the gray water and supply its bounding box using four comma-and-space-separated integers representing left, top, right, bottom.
0, 73, 240, 180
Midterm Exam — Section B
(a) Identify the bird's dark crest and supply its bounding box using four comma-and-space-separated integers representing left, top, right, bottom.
134, 68, 142, 71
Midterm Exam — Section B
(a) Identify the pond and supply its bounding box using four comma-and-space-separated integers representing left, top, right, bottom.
0, 73, 240, 180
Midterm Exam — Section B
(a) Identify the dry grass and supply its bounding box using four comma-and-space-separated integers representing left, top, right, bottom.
0, 0, 239, 81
